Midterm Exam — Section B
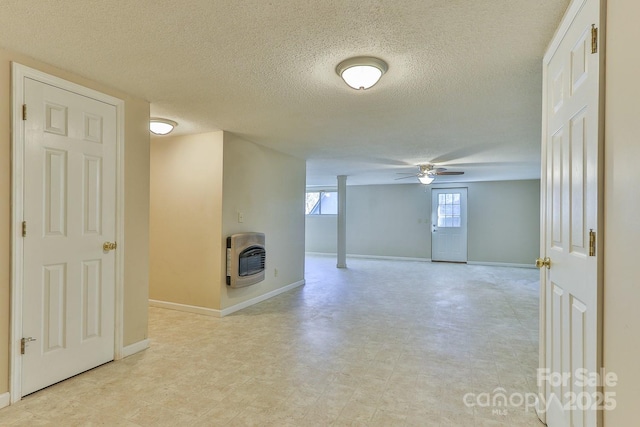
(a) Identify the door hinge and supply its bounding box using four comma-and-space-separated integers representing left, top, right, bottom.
591, 24, 598, 54
22, 104, 27, 121
589, 229, 596, 256
20, 337, 36, 355
22, 221, 27, 237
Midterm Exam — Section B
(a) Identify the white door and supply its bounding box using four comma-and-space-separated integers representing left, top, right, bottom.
21, 77, 117, 395
431, 188, 467, 262
540, 0, 603, 425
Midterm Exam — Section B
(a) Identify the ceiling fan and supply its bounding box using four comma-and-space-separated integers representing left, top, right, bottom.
395, 164, 465, 184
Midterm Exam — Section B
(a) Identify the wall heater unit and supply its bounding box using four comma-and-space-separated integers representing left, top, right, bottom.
226, 232, 266, 288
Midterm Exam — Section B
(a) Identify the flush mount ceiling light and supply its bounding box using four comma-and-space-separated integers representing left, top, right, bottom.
336, 56, 388, 90
149, 118, 178, 135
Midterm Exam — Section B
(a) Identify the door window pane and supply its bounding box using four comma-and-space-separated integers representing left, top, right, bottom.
436, 192, 462, 228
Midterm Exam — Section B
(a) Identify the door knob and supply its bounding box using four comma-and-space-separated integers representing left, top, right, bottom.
103, 242, 117, 252
536, 257, 551, 269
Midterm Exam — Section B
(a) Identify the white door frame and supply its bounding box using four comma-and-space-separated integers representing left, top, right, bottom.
9, 63, 126, 403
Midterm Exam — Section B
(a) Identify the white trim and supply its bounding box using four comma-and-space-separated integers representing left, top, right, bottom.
9, 63, 125, 403
467, 261, 536, 269
306, 252, 430, 262
307, 253, 533, 267
121, 339, 150, 358
150, 280, 306, 318
113, 85, 126, 361
346, 254, 430, 262
0, 393, 10, 410
221, 280, 305, 316
10, 63, 26, 405
149, 300, 223, 317
305, 252, 336, 257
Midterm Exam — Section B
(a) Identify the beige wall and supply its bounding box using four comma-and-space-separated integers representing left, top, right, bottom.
221, 133, 306, 310
305, 180, 540, 265
148, 131, 305, 312
149, 132, 224, 309
603, 0, 640, 423
0, 47, 150, 394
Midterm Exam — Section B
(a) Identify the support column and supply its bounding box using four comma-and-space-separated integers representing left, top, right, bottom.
337, 175, 347, 268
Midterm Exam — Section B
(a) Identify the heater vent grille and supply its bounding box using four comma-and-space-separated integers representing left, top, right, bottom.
226, 232, 266, 288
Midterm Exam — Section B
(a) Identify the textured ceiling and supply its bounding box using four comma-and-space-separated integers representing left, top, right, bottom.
0, 0, 570, 186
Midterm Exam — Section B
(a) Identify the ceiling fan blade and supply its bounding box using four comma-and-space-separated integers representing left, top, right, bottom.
435, 171, 464, 175
395, 172, 417, 175
394, 175, 418, 180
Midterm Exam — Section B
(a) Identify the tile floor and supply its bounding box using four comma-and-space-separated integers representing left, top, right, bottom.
0, 255, 544, 426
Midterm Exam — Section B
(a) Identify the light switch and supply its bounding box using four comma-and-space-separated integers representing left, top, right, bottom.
238, 212, 244, 223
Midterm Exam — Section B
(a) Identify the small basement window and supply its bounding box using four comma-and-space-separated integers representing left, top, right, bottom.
305, 191, 338, 215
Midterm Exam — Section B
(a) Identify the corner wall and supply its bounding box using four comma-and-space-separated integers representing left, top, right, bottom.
0, 47, 150, 396
305, 180, 540, 265
221, 133, 306, 310
603, 0, 640, 423
149, 132, 224, 309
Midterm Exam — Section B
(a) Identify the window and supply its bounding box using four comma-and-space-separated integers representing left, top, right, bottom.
437, 192, 461, 227
305, 191, 338, 215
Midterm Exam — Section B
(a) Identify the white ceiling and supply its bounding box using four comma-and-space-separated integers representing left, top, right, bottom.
0, 0, 570, 186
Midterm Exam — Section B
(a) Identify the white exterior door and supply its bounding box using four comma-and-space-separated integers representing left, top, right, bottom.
21, 77, 117, 395
431, 188, 467, 262
540, 0, 603, 425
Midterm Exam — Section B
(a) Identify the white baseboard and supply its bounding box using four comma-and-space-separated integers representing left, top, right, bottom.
149, 279, 306, 318
0, 392, 10, 410
305, 252, 430, 262
307, 253, 533, 268
121, 339, 150, 358
220, 280, 305, 316
467, 261, 536, 269
305, 252, 335, 257
346, 254, 431, 262
149, 299, 222, 317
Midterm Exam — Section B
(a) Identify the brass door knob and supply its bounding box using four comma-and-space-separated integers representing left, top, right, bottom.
536, 257, 551, 269
103, 242, 117, 252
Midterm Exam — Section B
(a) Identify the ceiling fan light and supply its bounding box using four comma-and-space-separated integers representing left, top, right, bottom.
336, 56, 388, 90
418, 175, 435, 185
150, 118, 177, 135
